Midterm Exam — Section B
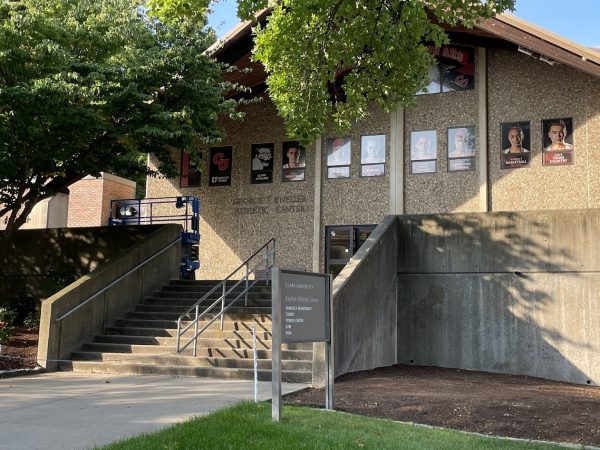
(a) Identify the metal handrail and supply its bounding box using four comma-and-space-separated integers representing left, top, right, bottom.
55, 237, 181, 323
176, 238, 275, 356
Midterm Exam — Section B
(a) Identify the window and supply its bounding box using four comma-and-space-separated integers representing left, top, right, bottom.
325, 225, 377, 278
417, 45, 475, 95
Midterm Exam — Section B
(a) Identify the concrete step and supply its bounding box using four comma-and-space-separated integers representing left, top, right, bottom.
125, 311, 272, 321
159, 285, 272, 294
103, 328, 312, 350
168, 279, 271, 287
63, 277, 310, 384
71, 351, 312, 368
61, 361, 309, 383
114, 318, 272, 330
91, 335, 311, 352
98, 331, 272, 348
142, 297, 272, 307
152, 291, 271, 300
134, 304, 272, 315
135, 299, 271, 314
104, 327, 275, 340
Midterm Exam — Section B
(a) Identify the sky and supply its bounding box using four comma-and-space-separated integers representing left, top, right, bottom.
207, 0, 600, 48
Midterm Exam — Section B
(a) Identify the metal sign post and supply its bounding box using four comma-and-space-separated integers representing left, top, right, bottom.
272, 268, 332, 422
271, 269, 283, 421
325, 275, 333, 410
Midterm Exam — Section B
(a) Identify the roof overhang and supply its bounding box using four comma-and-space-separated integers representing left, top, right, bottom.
476, 13, 600, 78
209, 10, 600, 93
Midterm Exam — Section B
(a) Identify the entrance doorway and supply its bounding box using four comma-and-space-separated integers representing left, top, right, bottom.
325, 224, 376, 278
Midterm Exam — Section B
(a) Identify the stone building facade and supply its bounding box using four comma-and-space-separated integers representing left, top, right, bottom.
146, 14, 600, 280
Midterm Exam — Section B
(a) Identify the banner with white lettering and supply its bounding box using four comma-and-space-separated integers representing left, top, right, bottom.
209, 146, 232, 186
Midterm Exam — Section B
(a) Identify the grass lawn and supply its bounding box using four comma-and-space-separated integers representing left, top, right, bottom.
99, 402, 563, 449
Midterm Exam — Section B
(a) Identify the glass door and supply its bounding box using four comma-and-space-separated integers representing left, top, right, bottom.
325, 224, 376, 278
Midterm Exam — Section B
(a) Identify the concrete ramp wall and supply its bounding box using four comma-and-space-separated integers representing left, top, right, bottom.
38, 224, 181, 370
328, 215, 398, 379
0, 226, 164, 308
397, 210, 600, 385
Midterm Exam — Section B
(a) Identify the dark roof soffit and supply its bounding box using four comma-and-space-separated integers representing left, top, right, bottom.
476, 14, 600, 78
209, 11, 600, 80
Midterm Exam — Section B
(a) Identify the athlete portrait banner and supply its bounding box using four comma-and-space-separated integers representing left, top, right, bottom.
542, 118, 574, 166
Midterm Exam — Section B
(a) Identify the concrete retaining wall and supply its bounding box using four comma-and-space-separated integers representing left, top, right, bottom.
37, 224, 181, 370
0, 226, 161, 307
326, 215, 398, 380
397, 210, 600, 385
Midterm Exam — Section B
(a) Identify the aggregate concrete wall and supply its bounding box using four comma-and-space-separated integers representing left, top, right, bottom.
37, 224, 181, 370
487, 49, 600, 212
325, 215, 398, 381
145, 45, 600, 281
403, 48, 481, 215
319, 104, 391, 271
147, 98, 316, 279
396, 209, 600, 385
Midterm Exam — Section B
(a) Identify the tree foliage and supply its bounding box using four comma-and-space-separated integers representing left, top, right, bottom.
235, 0, 516, 143
146, 0, 210, 26
0, 0, 238, 235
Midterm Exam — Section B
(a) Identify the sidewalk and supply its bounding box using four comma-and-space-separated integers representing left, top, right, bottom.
0, 372, 308, 450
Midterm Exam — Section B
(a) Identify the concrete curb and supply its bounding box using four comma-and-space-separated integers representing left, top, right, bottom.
0, 366, 46, 379
318, 408, 600, 450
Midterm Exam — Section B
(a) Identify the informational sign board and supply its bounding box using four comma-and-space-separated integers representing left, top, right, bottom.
280, 271, 329, 343
272, 268, 332, 422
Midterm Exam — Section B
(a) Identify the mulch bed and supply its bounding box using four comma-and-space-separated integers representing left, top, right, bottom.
3, 331, 600, 446
284, 364, 600, 447
0, 327, 39, 371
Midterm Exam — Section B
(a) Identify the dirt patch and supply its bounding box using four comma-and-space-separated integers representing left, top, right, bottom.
0, 328, 39, 371
284, 365, 600, 447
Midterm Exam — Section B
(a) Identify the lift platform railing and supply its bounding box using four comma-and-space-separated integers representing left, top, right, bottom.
109, 196, 200, 278
176, 239, 275, 356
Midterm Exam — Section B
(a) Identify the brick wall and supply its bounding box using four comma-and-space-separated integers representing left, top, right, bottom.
67, 173, 135, 227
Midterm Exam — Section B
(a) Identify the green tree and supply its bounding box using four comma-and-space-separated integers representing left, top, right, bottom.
0, 0, 239, 237
235, 0, 516, 143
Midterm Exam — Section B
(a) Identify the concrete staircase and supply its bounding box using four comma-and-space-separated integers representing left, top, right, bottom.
60, 280, 313, 383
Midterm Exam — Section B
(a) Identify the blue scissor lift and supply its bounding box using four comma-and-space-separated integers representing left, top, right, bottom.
109, 196, 200, 279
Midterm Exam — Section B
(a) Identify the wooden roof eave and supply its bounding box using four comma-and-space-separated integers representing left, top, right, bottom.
206, 9, 270, 61
209, 10, 600, 92
476, 13, 600, 78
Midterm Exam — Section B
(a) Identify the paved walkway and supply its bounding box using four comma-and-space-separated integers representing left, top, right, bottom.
0, 372, 308, 450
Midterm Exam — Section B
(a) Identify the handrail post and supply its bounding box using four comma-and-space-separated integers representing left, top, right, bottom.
245, 262, 249, 307
263, 249, 268, 283
252, 323, 258, 403
176, 318, 181, 353
221, 282, 225, 331
175, 238, 276, 355
193, 304, 199, 357
272, 239, 276, 282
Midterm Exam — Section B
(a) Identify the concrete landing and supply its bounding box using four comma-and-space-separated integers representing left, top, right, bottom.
0, 372, 308, 450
